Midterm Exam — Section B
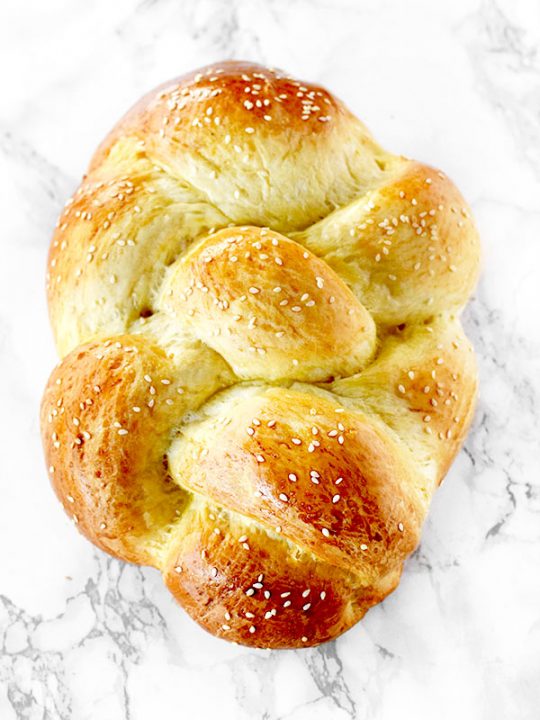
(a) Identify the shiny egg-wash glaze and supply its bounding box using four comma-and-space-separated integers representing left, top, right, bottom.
41, 61, 480, 649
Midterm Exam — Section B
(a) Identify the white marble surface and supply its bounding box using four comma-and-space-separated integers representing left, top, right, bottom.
1, 0, 539, 718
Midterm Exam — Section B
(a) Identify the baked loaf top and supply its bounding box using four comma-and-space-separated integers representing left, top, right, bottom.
41, 61, 480, 648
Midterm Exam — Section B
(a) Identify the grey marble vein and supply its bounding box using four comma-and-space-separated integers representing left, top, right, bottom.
1, 0, 539, 718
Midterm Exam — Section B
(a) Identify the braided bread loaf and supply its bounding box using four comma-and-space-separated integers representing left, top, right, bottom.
41, 61, 480, 648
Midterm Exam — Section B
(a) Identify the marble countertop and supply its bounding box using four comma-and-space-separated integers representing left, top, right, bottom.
1, 0, 539, 718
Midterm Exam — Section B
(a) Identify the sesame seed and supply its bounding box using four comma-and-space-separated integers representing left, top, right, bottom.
321, 528, 330, 538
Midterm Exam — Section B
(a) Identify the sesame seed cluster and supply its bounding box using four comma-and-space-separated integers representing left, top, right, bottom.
41, 62, 480, 648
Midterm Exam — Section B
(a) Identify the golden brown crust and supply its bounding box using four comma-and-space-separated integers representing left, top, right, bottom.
330, 317, 478, 487
159, 226, 376, 381
47, 157, 229, 357
163, 500, 399, 648
296, 161, 480, 325
40, 335, 232, 565
169, 388, 424, 582
40, 60, 480, 648
90, 61, 349, 171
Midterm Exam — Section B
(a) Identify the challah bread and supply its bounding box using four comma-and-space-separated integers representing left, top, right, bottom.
41, 61, 480, 648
